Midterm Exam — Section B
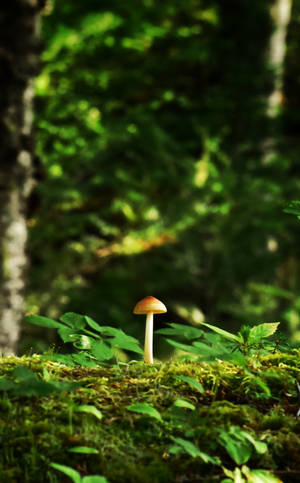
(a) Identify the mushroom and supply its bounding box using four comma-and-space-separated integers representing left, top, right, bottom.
133, 296, 167, 364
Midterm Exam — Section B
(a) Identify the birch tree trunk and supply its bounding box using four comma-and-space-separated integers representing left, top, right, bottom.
0, 0, 42, 355
263, 0, 292, 160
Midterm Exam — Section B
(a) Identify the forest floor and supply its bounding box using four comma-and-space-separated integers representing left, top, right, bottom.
0, 352, 299, 482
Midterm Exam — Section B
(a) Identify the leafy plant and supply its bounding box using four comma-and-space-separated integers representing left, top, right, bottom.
222, 464, 282, 482
127, 403, 162, 422
218, 426, 267, 465
50, 463, 109, 483
157, 321, 280, 361
169, 437, 221, 465
0, 366, 81, 397
26, 312, 143, 365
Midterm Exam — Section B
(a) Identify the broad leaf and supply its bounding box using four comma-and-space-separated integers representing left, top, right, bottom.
91, 340, 114, 361
176, 375, 204, 393
0, 378, 17, 391
169, 437, 220, 464
218, 431, 252, 465
85, 316, 103, 333
60, 312, 86, 330
127, 403, 162, 421
249, 323, 280, 344
26, 314, 66, 330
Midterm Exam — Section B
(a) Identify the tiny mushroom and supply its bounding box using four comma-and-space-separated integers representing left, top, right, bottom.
133, 296, 167, 364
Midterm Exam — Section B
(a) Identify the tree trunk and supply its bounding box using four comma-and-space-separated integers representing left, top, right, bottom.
262, 0, 292, 161
0, 0, 42, 355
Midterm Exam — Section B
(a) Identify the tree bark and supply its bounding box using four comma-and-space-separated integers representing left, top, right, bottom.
262, 0, 292, 161
0, 0, 42, 355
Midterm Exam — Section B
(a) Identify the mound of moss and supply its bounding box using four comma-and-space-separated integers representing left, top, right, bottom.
0, 352, 299, 482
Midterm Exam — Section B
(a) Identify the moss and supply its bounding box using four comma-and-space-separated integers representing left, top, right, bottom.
0, 353, 299, 482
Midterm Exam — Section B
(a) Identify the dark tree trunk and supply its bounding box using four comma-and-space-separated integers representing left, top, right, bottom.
0, 0, 42, 355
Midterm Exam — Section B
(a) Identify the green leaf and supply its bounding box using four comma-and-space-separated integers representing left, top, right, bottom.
0, 378, 17, 391
169, 437, 220, 464
75, 405, 103, 421
85, 316, 103, 333
58, 327, 81, 343
82, 477, 109, 483
218, 430, 252, 465
74, 335, 94, 350
50, 463, 81, 483
173, 399, 195, 410
241, 432, 267, 454
109, 332, 143, 355
12, 366, 39, 382
68, 446, 99, 454
283, 201, 300, 217
90, 340, 114, 361
26, 315, 66, 330
241, 466, 282, 483
156, 323, 204, 340
176, 375, 204, 393
60, 312, 87, 330
127, 403, 162, 421
249, 323, 280, 344
200, 322, 241, 343
165, 338, 203, 354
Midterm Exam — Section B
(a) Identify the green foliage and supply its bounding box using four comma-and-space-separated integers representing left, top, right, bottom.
0, 353, 299, 482
158, 320, 281, 360
26, 312, 143, 365
50, 463, 109, 483
127, 403, 162, 422
0, 365, 81, 396
23, 0, 300, 356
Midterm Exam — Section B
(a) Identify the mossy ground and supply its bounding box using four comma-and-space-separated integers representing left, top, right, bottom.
0, 352, 299, 482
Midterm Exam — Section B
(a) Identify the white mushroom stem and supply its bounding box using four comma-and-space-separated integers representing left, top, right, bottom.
144, 312, 154, 364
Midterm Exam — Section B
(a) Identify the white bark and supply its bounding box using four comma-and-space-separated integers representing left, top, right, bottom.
267, 0, 292, 117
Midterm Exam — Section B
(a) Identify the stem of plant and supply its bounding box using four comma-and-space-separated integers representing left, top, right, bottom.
144, 312, 153, 363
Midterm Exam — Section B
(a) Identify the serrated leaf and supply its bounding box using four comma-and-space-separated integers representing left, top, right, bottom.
173, 399, 195, 410
50, 463, 81, 483
249, 323, 280, 343
68, 446, 99, 454
26, 314, 66, 330
75, 405, 103, 421
176, 375, 204, 393
127, 403, 162, 421
60, 312, 86, 330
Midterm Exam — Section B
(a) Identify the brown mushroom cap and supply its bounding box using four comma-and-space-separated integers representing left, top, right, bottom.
133, 296, 167, 314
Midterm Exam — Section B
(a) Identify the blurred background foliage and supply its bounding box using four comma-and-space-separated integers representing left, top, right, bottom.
23, 0, 300, 354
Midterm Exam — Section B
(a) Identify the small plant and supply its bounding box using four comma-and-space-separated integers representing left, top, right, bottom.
26, 312, 143, 366
157, 320, 281, 360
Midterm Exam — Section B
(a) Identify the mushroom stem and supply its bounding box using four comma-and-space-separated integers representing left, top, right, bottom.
144, 312, 154, 363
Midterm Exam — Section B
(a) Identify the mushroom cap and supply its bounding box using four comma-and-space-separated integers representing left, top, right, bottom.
133, 296, 167, 315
